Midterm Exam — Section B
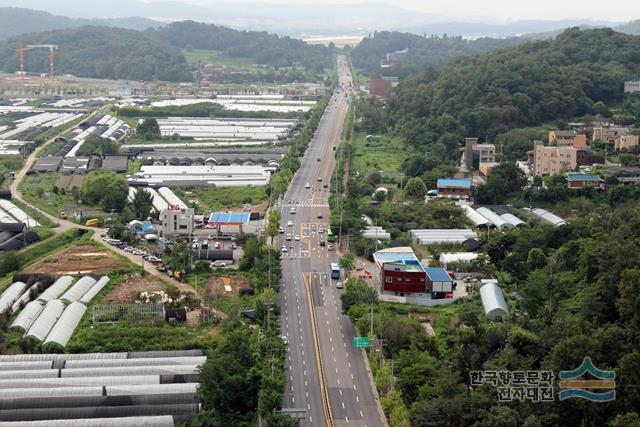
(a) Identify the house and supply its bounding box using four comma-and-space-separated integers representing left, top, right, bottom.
160, 207, 195, 236
480, 282, 508, 321
603, 166, 640, 185
566, 173, 604, 189
437, 178, 472, 198
592, 126, 631, 142
615, 134, 640, 151
425, 267, 454, 298
369, 78, 392, 97
373, 247, 428, 296
549, 130, 587, 148
464, 138, 496, 169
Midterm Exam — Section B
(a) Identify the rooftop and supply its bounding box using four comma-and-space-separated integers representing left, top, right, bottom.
425, 267, 453, 282
553, 130, 578, 137
437, 178, 472, 189
208, 212, 251, 225
373, 247, 424, 272
567, 173, 602, 182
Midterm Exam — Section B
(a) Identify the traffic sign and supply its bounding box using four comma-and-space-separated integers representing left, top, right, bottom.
352, 336, 370, 348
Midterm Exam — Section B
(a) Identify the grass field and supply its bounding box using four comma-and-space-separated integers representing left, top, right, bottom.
181, 49, 260, 72
175, 186, 269, 212
18, 172, 102, 220
351, 133, 406, 175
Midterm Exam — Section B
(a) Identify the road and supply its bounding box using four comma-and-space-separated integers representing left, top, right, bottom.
278, 55, 385, 427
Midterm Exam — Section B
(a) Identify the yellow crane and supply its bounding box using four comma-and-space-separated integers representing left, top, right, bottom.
16, 44, 58, 78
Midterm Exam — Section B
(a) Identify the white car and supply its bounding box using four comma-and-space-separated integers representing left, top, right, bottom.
207, 234, 215, 240
294, 235, 300, 241
286, 233, 292, 241
290, 208, 296, 215
336, 282, 344, 289
281, 335, 289, 345
287, 221, 293, 227
305, 182, 311, 189
211, 260, 227, 267
281, 246, 288, 253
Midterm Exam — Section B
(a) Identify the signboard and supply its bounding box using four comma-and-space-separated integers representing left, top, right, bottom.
352, 336, 370, 348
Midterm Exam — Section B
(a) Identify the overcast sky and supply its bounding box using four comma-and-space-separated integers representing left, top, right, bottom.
178, 0, 638, 22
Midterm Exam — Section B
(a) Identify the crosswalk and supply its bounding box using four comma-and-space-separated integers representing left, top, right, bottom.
280, 200, 330, 208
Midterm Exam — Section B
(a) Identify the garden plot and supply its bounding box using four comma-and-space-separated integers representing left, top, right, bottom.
26, 245, 127, 275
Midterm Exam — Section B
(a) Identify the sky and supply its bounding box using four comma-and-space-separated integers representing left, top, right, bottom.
178, 0, 639, 22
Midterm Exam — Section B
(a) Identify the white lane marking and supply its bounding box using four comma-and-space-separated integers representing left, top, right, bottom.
342, 402, 345, 409
360, 411, 364, 418
356, 396, 359, 402
339, 389, 342, 396
337, 378, 340, 385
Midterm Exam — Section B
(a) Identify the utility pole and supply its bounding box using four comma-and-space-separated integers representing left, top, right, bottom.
369, 305, 374, 358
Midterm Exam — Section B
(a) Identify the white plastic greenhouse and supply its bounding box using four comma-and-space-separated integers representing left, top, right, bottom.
37, 276, 73, 303
25, 300, 65, 342
10, 301, 44, 333
11, 283, 39, 313
78, 276, 110, 304
0, 282, 28, 315
60, 277, 97, 303
44, 302, 87, 348
0, 199, 40, 227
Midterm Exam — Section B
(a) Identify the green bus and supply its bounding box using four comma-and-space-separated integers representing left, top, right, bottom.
327, 229, 335, 242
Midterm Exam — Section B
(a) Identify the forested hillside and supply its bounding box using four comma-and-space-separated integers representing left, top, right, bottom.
0, 20, 334, 81
0, 7, 158, 39
0, 26, 191, 81
380, 28, 640, 169
150, 21, 333, 73
351, 31, 524, 78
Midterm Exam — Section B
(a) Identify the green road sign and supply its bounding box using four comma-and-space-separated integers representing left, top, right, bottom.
352, 336, 370, 348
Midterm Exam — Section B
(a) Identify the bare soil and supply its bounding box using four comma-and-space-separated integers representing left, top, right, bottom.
205, 275, 251, 297
27, 245, 128, 275
102, 275, 167, 304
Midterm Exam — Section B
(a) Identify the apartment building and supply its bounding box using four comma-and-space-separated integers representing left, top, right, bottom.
464, 137, 496, 169
549, 130, 587, 148
615, 134, 640, 150
532, 140, 577, 176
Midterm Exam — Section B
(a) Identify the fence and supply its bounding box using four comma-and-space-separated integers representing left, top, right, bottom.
92, 303, 165, 325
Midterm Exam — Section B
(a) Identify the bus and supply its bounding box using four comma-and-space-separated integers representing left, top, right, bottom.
327, 229, 335, 242
330, 263, 340, 280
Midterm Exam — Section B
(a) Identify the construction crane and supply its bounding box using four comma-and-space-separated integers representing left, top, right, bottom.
16, 44, 58, 78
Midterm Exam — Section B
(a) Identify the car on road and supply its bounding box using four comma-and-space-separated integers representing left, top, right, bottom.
192, 243, 199, 249
317, 212, 323, 219
305, 182, 310, 189
290, 208, 296, 214
123, 246, 134, 252
323, 184, 328, 188
319, 240, 326, 246
328, 244, 334, 251
211, 260, 228, 267
287, 220, 293, 227
201, 241, 209, 249
192, 237, 198, 243
281, 335, 289, 345
316, 157, 321, 162
317, 177, 322, 182
336, 282, 344, 289
214, 242, 221, 249
278, 226, 284, 234
281, 246, 288, 253
318, 227, 324, 233
286, 233, 292, 241
207, 234, 215, 240
295, 235, 300, 241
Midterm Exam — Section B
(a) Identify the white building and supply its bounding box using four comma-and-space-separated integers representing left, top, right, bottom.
624, 81, 640, 93
160, 207, 195, 237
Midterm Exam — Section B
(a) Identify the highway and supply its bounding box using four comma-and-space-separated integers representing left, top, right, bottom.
278, 55, 385, 427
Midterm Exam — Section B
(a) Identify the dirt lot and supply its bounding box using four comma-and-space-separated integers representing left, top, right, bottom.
205, 275, 251, 297
27, 245, 128, 275
102, 275, 167, 304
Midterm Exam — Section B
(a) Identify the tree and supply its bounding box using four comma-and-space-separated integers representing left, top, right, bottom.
340, 278, 377, 314
82, 170, 129, 212
404, 177, 426, 201
137, 118, 161, 140
132, 188, 154, 220
339, 252, 356, 278
266, 211, 281, 245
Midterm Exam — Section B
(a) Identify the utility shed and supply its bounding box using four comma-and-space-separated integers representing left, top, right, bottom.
480, 282, 509, 321
425, 267, 453, 294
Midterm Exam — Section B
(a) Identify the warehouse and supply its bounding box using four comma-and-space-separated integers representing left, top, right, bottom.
30, 156, 63, 173
136, 149, 285, 170
425, 267, 454, 297
0, 350, 204, 424
409, 229, 478, 245
128, 165, 271, 187
156, 117, 296, 140
373, 247, 428, 296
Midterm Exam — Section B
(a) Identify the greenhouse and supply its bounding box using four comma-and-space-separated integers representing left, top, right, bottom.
37, 276, 73, 303
25, 300, 65, 342
78, 277, 110, 304
10, 301, 44, 333
0, 282, 28, 314
44, 302, 87, 349
60, 276, 97, 303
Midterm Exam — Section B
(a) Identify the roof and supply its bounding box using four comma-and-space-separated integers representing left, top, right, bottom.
102, 156, 128, 172
425, 267, 452, 282
373, 247, 424, 271
437, 178, 471, 189
208, 212, 251, 225
552, 130, 577, 137
567, 173, 602, 182
480, 282, 509, 318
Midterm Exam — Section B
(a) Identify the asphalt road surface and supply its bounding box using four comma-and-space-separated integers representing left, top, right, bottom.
278, 55, 384, 427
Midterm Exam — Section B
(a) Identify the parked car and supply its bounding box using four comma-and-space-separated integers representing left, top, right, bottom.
319, 240, 326, 246
328, 244, 334, 251
279, 226, 285, 234
215, 242, 221, 249
281, 335, 289, 345
281, 246, 288, 253
211, 260, 228, 267
295, 235, 300, 241
207, 234, 215, 240
336, 282, 344, 289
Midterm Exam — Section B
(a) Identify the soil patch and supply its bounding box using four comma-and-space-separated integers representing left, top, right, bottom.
205, 275, 251, 297
102, 275, 167, 304
26, 245, 127, 275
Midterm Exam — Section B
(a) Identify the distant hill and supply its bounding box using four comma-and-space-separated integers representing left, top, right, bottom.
351, 31, 524, 78
615, 19, 640, 35
0, 7, 159, 39
150, 21, 333, 73
0, 26, 191, 81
